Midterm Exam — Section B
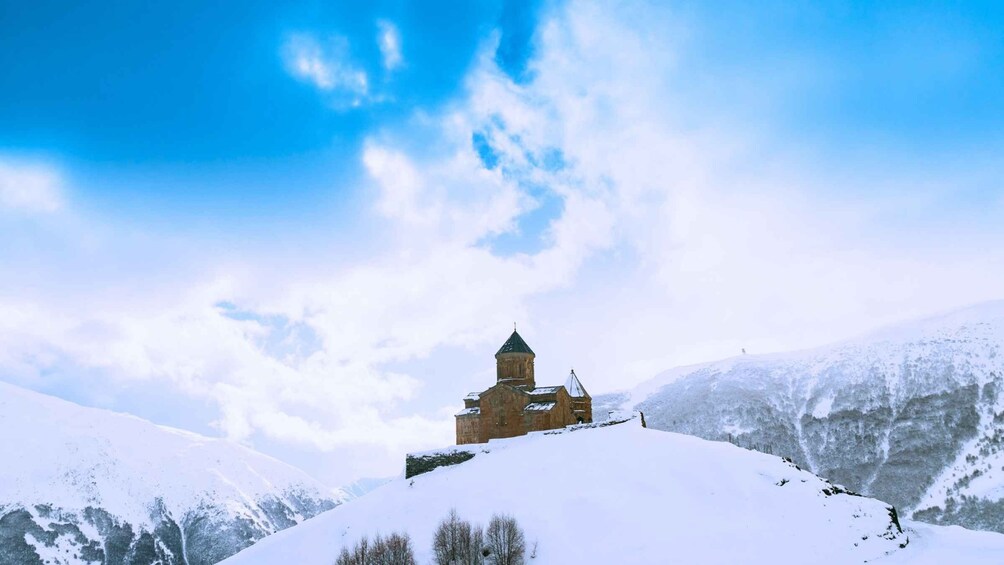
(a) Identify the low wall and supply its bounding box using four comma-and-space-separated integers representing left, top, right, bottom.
405, 450, 478, 479
404, 411, 645, 478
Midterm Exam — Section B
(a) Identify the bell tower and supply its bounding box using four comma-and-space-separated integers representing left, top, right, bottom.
495, 329, 535, 390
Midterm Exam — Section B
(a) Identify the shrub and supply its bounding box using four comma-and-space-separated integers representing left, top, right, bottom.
337, 532, 416, 565
433, 509, 484, 565
484, 514, 525, 565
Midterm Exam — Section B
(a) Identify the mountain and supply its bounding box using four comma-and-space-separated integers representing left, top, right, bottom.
335, 477, 393, 500
220, 418, 1004, 565
603, 300, 1004, 535
0, 381, 343, 565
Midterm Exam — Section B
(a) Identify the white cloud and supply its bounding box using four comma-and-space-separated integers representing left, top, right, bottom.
0, 159, 64, 213
284, 34, 369, 105
465, 1, 1004, 380
377, 20, 403, 71
3, 1, 1003, 485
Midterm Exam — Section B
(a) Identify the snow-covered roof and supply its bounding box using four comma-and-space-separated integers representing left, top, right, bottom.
463, 392, 481, 401
529, 386, 562, 395
565, 369, 589, 398
523, 402, 556, 412
456, 407, 481, 417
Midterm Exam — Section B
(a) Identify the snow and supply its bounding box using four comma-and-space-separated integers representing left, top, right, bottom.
965, 451, 1004, 500
27, 525, 80, 565
811, 395, 835, 419
0, 380, 341, 530
722, 423, 753, 436
456, 407, 481, 416
614, 298, 1004, 528
523, 401, 556, 411
529, 386, 563, 394
627, 300, 1004, 410
220, 420, 978, 565
878, 522, 1004, 565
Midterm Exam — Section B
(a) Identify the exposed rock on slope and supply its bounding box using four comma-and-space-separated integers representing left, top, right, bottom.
0, 381, 342, 565
607, 301, 1004, 534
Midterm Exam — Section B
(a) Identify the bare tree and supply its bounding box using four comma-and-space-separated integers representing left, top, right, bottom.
336, 535, 369, 565
433, 509, 463, 564
337, 532, 416, 565
433, 509, 485, 565
460, 524, 485, 565
484, 514, 525, 565
370, 533, 417, 565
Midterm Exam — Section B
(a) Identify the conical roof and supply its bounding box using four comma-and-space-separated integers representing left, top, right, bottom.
565, 369, 589, 398
496, 330, 534, 356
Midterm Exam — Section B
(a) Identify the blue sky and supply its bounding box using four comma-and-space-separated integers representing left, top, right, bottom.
2, 0, 1003, 485
2, 1, 1000, 227
0, 0, 542, 227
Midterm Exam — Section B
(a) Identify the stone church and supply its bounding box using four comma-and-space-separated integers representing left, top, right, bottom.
456, 329, 592, 445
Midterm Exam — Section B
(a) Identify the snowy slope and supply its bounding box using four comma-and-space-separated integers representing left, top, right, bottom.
0, 381, 343, 565
604, 300, 1004, 534
336, 477, 393, 500
221, 420, 927, 564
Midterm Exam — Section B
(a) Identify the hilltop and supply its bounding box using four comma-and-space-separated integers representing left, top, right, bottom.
221, 419, 1004, 564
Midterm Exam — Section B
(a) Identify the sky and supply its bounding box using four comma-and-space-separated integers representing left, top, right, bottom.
2, 0, 1003, 486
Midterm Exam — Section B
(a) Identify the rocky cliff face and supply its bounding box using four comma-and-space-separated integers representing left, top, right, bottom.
0, 382, 342, 565
0, 492, 336, 565
606, 301, 1004, 533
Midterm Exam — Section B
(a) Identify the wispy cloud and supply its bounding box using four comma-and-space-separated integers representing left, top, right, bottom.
0, 159, 64, 214
3, 1, 1003, 485
377, 20, 404, 72
283, 34, 369, 106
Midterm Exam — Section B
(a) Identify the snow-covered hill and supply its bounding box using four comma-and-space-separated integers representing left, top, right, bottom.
0, 381, 343, 565
604, 300, 1004, 534
215, 418, 996, 564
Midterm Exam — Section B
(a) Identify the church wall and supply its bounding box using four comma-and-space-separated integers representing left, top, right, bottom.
571, 396, 593, 424
478, 385, 530, 441
523, 410, 552, 432
525, 390, 576, 433
527, 390, 558, 403
496, 353, 535, 389
553, 388, 575, 428
456, 415, 482, 445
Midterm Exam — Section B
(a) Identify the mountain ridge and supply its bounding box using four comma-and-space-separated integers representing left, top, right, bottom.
0, 380, 344, 565
602, 299, 1004, 534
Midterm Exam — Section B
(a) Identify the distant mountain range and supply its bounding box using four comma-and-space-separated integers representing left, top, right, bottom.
598, 301, 1004, 534
0, 381, 344, 565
